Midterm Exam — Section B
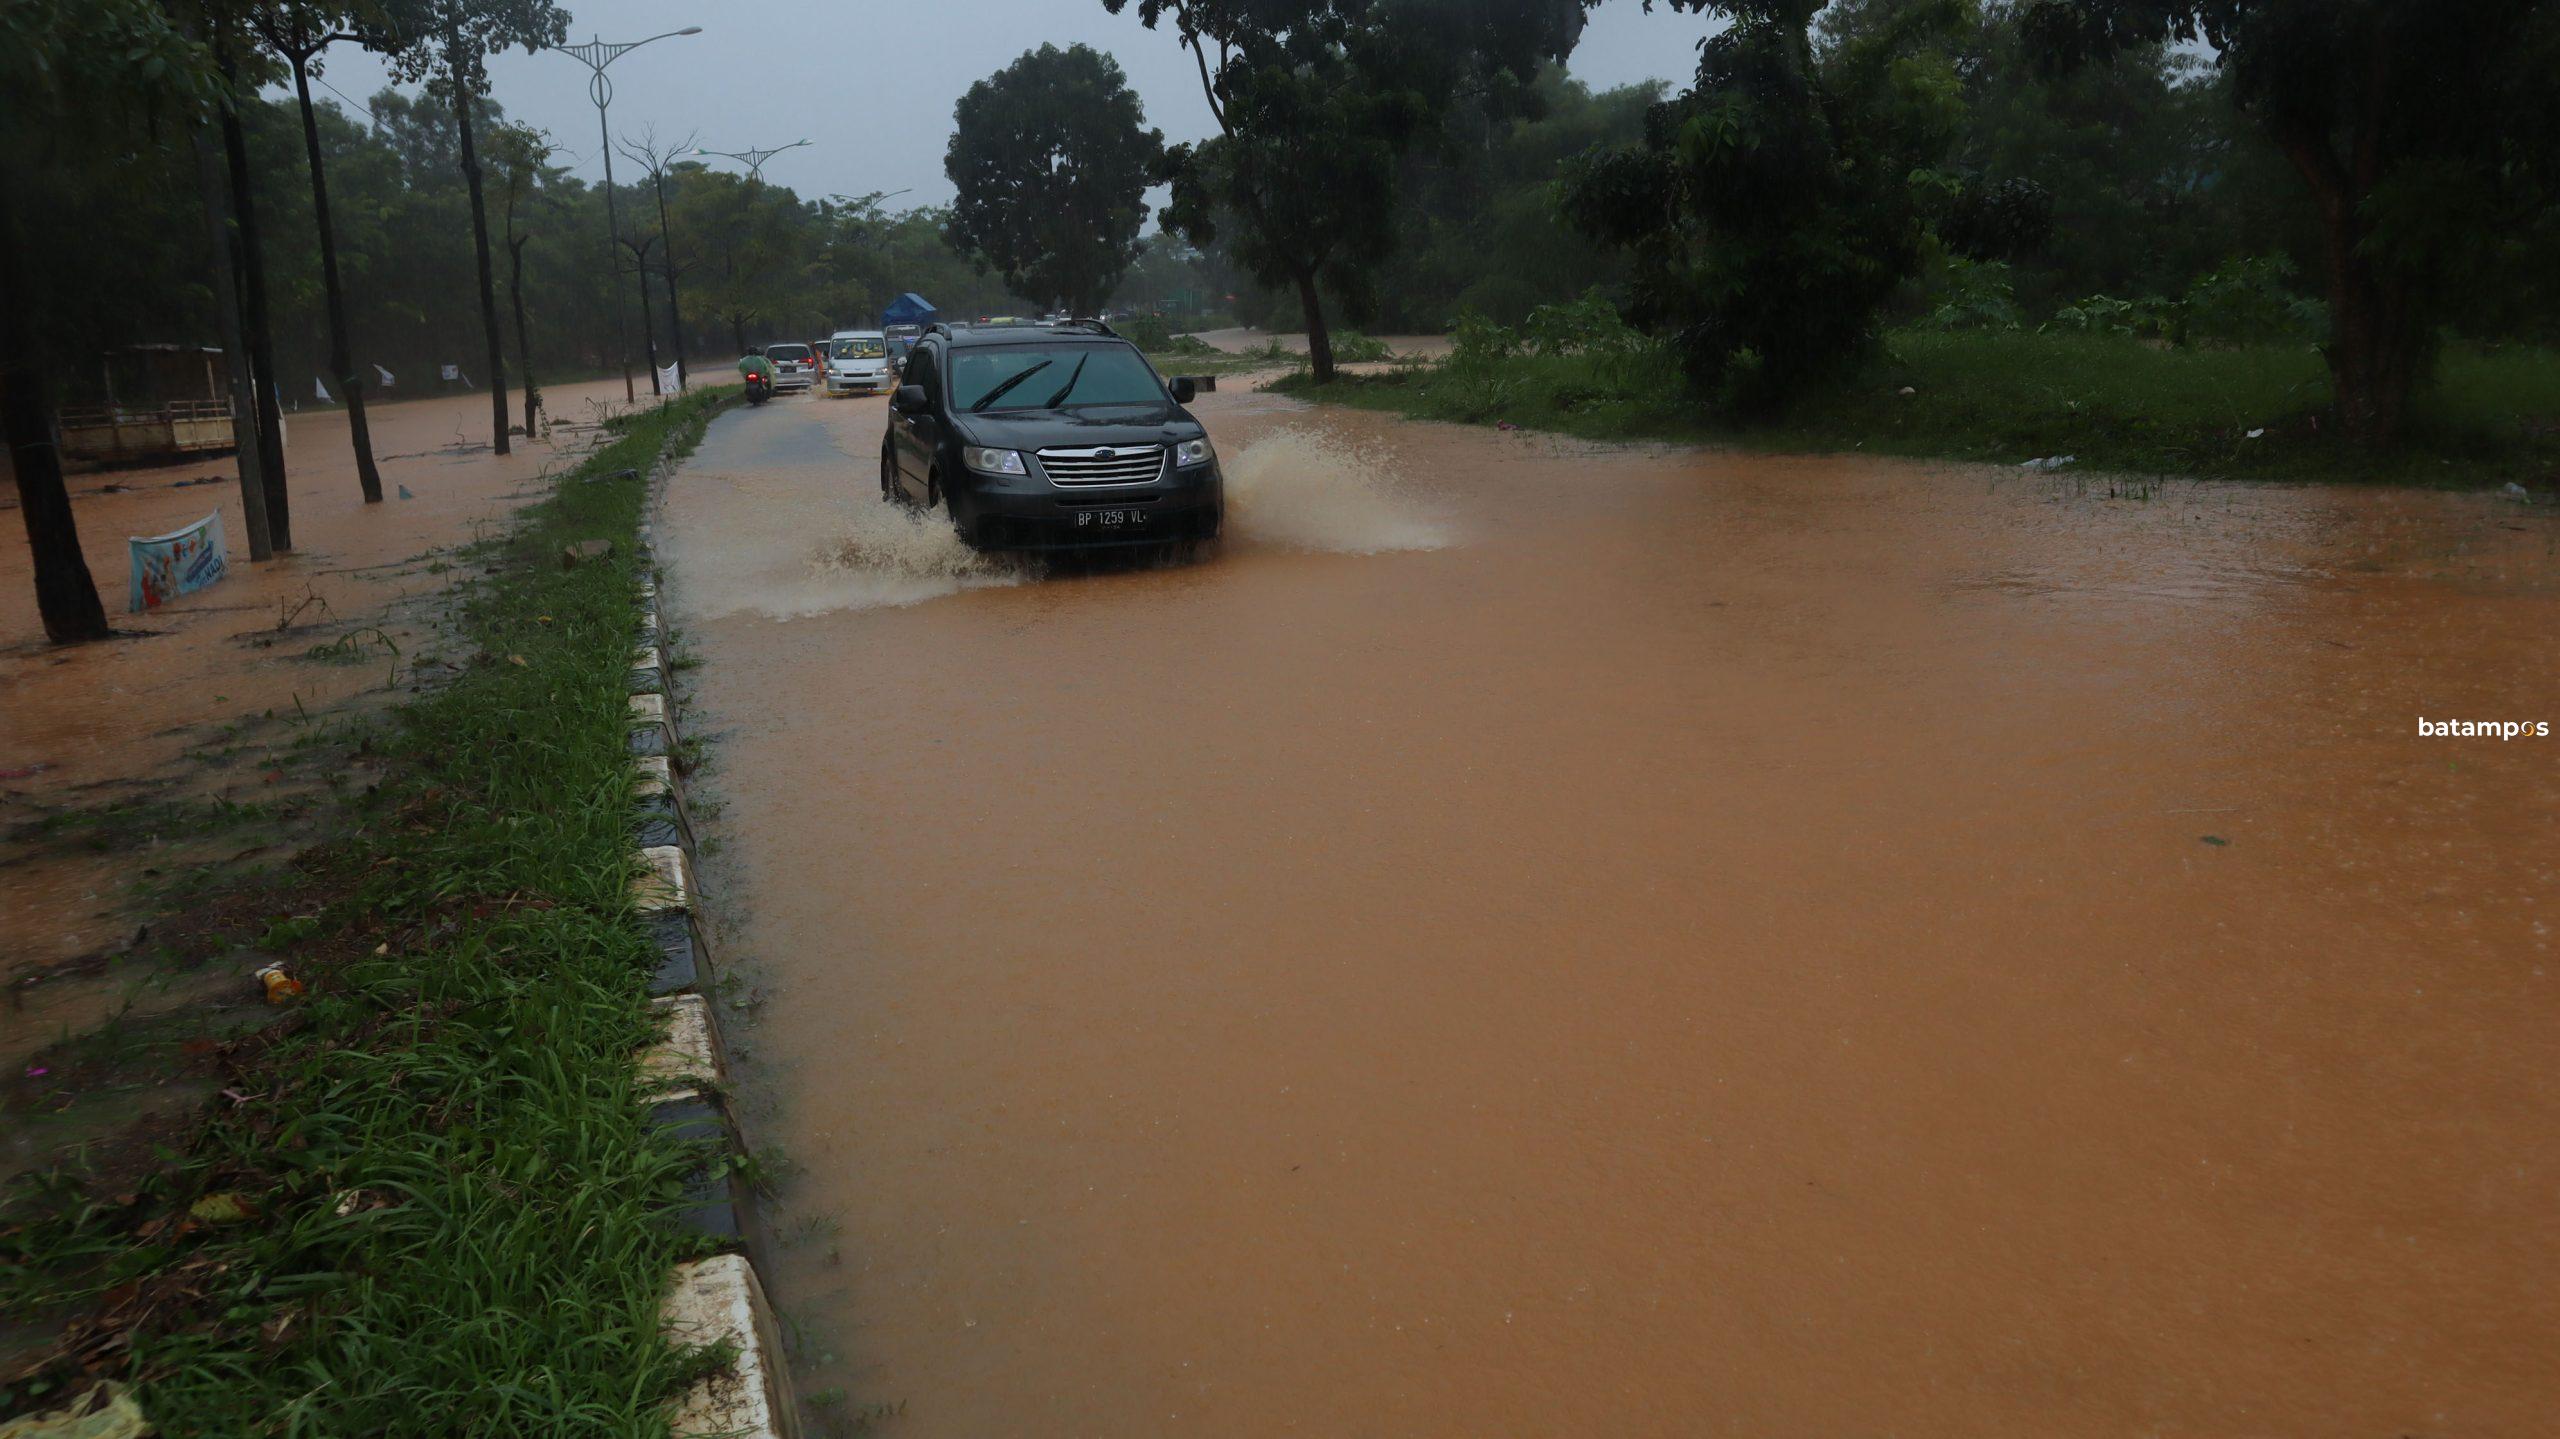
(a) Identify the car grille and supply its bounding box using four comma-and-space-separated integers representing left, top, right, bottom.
1037, 445, 1165, 487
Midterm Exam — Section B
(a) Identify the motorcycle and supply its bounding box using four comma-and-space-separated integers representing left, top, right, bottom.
745, 371, 771, 407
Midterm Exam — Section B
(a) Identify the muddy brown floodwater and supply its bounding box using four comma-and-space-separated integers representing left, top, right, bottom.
658, 383, 2558, 1437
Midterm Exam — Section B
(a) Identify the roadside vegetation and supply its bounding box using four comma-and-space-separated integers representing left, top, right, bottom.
1176, 2, 2555, 486
1278, 295, 2560, 487
1, 393, 729, 1434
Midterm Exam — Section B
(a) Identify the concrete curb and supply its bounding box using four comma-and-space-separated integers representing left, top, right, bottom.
663, 1255, 800, 1439
627, 493, 799, 1437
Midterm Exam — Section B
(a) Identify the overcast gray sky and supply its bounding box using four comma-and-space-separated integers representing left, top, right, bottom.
310, 1, 1722, 206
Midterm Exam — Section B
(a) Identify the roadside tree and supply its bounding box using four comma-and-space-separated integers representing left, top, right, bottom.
2, 1, 222, 642
2018, 0, 2560, 446
369, 0, 572, 456
250, 0, 391, 501
946, 44, 1164, 317
1104, 0, 1597, 382
489, 122, 559, 434
1561, 0, 1970, 414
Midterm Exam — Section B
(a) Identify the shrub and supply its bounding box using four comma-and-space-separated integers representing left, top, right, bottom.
2043, 293, 2183, 342
1921, 257, 2025, 333
1448, 310, 1522, 367
1520, 288, 1647, 357
1328, 331, 1394, 364
2184, 255, 2327, 344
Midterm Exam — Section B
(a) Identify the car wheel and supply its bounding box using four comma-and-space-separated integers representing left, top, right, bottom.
928, 472, 969, 540
880, 446, 900, 504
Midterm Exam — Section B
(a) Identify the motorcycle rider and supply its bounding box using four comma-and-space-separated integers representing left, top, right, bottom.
738, 348, 774, 390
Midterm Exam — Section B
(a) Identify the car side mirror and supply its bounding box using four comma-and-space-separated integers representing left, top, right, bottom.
893, 384, 927, 413
1168, 377, 1196, 404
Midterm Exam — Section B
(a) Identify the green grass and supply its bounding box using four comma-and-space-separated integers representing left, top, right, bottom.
1278, 331, 2560, 487
2, 391, 732, 1435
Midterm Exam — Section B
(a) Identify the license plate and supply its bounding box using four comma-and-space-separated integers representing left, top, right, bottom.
1074, 508, 1147, 528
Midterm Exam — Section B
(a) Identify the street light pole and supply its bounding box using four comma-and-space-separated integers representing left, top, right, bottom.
694, 140, 812, 184
547, 27, 701, 402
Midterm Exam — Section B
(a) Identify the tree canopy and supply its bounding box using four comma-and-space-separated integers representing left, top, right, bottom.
945, 43, 1165, 316
1106, 0, 1598, 379
1564, 0, 1972, 412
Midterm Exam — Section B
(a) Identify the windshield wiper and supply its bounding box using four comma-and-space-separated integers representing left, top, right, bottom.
1040, 354, 1091, 410
969, 359, 1052, 412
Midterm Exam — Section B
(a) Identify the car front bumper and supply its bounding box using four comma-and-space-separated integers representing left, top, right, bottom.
951, 463, 1223, 550
826, 370, 889, 392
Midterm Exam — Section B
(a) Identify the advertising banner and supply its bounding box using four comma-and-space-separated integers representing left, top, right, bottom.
128, 508, 229, 613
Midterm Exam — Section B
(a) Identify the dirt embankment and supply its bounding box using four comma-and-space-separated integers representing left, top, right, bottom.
1, 379, 660, 1182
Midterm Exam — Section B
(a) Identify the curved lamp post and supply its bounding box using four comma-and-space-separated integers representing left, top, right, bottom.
547, 27, 702, 400
694, 140, 812, 184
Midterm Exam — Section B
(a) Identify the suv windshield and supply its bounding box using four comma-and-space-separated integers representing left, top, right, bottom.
952, 344, 1161, 412
767, 344, 813, 362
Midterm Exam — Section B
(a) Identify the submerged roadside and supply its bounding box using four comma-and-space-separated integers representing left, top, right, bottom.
1, 392, 748, 1434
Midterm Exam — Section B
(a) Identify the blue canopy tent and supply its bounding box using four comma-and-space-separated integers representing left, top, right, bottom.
881, 293, 938, 329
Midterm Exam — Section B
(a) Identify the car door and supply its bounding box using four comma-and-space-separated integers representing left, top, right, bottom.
891, 340, 940, 500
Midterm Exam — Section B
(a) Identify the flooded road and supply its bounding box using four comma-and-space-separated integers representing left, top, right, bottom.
658, 384, 2559, 1436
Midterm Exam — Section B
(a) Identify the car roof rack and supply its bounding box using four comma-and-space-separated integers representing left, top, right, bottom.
924, 318, 1123, 345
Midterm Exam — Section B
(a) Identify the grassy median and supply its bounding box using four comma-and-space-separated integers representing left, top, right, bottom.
2, 391, 728, 1435
1278, 331, 2560, 488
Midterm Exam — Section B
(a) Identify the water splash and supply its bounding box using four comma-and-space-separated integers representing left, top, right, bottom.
1224, 425, 1452, 554
677, 498, 1029, 621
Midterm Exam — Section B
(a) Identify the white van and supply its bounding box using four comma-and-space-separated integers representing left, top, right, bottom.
824, 330, 891, 396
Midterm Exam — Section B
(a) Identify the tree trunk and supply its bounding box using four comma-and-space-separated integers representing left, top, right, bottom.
448, 48, 509, 456
188, 120, 272, 561
219, 35, 290, 550
1, 174, 111, 644
2318, 225, 2421, 448
630, 241, 663, 394
1295, 269, 1336, 383
653, 176, 688, 389
2264, 48, 2422, 450
509, 232, 539, 436
292, 57, 384, 502
662, 261, 687, 389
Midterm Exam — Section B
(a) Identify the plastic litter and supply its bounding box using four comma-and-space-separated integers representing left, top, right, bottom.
0, 1382, 149, 1439
255, 963, 304, 1003
2502, 482, 2532, 503
2021, 455, 2078, 472
189, 1191, 255, 1224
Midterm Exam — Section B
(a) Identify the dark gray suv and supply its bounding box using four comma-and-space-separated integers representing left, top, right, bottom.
880, 321, 1223, 551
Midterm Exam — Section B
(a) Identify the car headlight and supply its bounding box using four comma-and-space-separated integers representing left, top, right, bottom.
962, 445, 1027, 477
1175, 437, 1214, 468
